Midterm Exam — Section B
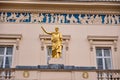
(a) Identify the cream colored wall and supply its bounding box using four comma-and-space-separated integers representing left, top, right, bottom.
0, 23, 120, 69
15, 70, 97, 80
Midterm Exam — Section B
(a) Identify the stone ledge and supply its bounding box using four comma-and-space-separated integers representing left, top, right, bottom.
16, 64, 96, 70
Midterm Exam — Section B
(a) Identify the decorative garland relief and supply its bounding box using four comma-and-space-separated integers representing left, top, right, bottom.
0, 12, 119, 24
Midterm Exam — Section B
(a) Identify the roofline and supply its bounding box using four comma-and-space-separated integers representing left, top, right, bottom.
0, 1, 120, 6
0, 1, 120, 14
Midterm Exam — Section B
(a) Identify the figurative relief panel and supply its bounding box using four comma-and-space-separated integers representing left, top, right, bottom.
0, 12, 119, 24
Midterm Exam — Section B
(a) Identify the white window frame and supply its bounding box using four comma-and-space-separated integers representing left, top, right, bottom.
95, 47, 112, 69
87, 35, 118, 69
0, 46, 14, 68
0, 34, 22, 68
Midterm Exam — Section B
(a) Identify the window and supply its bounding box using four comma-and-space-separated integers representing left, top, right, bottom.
0, 46, 13, 68
47, 46, 52, 58
46, 45, 64, 64
40, 34, 70, 64
96, 47, 112, 70
47, 45, 63, 58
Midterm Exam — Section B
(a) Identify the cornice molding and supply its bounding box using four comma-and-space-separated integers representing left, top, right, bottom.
39, 34, 71, 41
0, 8, 120, 14
0, 1, 120, 6
87, 35, 118, 52
0, 2, 120, 14
0, 34, 22, 40
87, 36, 118, 41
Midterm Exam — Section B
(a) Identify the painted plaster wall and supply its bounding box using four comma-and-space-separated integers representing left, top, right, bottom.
0, 24, 120, 69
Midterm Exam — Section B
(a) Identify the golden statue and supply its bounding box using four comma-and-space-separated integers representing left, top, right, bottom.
41, 26, 62, 58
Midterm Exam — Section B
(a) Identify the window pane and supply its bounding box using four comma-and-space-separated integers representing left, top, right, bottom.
47, 46, 52, 56
6, 47, 13, 55
104, 48, 110, 56
0, 56, 4, 68
96, 48, 102, 56
5, 57, 12, 68
0, 47, 4, 55
97, 58, 103, 69
105, 58, 111, 69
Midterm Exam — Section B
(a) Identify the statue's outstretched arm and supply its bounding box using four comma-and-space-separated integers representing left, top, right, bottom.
41, 26, 52, 35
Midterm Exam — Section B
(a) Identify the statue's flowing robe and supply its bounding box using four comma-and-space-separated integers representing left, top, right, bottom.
51, 33, 62, 58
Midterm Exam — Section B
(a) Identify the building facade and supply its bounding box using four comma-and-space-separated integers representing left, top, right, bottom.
0, 0, 120, 80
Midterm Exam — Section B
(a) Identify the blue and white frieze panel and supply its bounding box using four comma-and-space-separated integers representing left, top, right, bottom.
0, 12, 120, 24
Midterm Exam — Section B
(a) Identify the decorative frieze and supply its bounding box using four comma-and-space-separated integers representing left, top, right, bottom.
0, 12, 119, 24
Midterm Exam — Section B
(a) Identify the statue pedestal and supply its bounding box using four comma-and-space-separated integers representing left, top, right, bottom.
49, 58, 65, 64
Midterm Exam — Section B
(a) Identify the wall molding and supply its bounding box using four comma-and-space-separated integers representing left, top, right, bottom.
39, 34, 71, 51
0, 34, 22, 39
0, 34, 22, 50
87, 35, 118, 52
